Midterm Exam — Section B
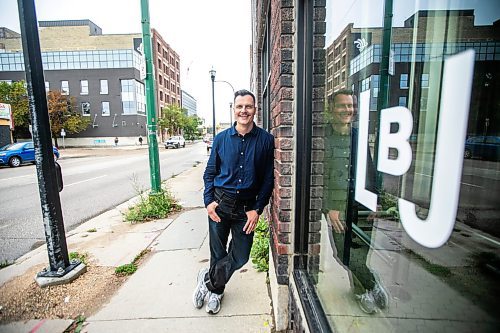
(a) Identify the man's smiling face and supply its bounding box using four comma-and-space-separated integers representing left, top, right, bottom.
233, 94, 256, 126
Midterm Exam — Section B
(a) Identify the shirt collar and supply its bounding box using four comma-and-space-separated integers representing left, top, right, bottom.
230, 122, 258, 137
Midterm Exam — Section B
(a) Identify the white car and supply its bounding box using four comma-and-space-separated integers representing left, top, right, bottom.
164, 136, 186, 149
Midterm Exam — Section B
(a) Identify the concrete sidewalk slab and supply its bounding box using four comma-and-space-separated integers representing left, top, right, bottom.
165, 163, 205, 209
0, 319, 73, 333
153, 209, 207, 251
88, 244, 271, 328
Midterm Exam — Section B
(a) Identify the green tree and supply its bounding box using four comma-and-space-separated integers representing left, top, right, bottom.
0, 81, 30, 134
159, 104, 185, 138
47, 90, 90, 148
183, 115, 203, 140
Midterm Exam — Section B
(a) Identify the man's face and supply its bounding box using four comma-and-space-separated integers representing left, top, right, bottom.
332, 94, 354, 125
234, 94, 256, 126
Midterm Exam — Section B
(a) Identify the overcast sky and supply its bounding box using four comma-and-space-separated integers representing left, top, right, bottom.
0, 0, 252, 125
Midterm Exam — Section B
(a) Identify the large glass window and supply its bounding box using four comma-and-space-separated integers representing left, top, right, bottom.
314, 1, 500, 332
120, 79, 145, 115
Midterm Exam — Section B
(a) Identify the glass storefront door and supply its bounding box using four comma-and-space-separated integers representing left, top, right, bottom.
315, 1, 500, 332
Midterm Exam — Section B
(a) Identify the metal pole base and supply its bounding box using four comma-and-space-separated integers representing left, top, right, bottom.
35, 260, 87, 288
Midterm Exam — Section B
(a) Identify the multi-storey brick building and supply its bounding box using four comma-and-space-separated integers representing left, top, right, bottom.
151, 29, 181, 111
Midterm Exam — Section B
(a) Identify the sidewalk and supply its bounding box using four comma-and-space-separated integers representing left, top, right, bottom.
0, 163, 273, 333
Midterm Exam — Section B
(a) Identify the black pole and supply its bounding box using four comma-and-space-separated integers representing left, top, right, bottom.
210, 71, 216, 136
17, 0, 70, 275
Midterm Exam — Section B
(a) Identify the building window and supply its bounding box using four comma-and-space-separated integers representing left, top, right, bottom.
159, 75, 163, 85
398, 96, 407, 106
61, 80, 69, 95
80, 80, 89, 95
121, 79, 136, 114
421, 73, 429, 88
160, 91, 163, 101
81, 102, 90, 116
100, 79, 108, 94
400, 73, 409, 89
45, 81, 49, 92
101, 101, 110, 116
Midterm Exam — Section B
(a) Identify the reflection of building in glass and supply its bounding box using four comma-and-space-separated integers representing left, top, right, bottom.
326, 10, 500, 135
181, 90, 198, 117
0, 20, 181, 145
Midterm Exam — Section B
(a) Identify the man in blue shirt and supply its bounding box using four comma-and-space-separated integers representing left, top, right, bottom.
193, 89, 274, 314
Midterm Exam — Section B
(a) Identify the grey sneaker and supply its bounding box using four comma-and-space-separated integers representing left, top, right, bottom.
372, 283, 389, 309
193, 268, 209, 309
356, 290, 376, 314
205, 291, 224, 314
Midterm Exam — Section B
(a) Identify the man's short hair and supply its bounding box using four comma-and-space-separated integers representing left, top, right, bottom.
234, 89, 256, 105
329, 89, 353, 104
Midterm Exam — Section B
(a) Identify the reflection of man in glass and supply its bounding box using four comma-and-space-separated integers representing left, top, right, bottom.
322, 89, 388, 314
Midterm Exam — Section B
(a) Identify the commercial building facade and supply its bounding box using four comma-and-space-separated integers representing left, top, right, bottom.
251, 1, 499, 332
0, 20, 181, 146
181, 90, 197, 117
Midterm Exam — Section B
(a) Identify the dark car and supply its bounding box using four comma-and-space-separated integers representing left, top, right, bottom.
0, 142, 60, 167
464, 136, 500, 161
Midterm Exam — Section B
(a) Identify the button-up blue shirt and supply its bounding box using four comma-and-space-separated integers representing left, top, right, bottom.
203, 122, 275, 213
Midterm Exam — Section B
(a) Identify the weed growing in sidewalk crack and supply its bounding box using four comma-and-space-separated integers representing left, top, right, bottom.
115, 263, 137, 276
0, 260, 12, 270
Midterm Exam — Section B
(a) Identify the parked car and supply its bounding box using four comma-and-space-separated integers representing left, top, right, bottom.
464, 136, 500, 161
164, 136, 186, 149
0, 142, 60, 167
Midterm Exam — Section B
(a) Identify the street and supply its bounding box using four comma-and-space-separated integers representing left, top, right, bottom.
0, 142, 209, 263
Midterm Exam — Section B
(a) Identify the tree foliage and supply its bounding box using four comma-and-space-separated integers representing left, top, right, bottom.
159, 104, 202, 140
0, 81, 30, 131
47, 90, 90, 147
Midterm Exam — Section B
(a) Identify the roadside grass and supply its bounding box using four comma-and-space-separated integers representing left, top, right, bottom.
124, 189, 180, 222
124, 175, 181, 223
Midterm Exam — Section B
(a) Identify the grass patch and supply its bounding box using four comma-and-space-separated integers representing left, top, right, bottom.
69, 251, 88, 265
86, 228, 97, 233
124, 190, 180, 223
250, 217, 270, 272
115, 263, 137, 276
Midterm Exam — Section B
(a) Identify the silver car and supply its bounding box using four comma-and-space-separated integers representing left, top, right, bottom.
164, 136, 186, 149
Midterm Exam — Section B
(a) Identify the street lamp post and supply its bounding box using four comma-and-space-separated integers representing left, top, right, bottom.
210, 68, 216, 137
215, 80, 235, 126
229, 102, 233, 124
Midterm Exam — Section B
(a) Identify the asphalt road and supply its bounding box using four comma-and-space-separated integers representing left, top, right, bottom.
0, 142, 209, 263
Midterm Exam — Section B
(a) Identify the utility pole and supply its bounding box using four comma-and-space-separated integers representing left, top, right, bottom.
17, 0, 84, 286
140, 0, 162, 194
